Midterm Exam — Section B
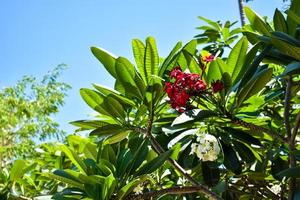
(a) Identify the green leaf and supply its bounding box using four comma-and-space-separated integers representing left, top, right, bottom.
202, 162, 220, 187
91, 47, 117, 78
135, 150, 172, 176
60, 145, 88, 175
172, 109, 217, 126
233, 43, 261, 86
276, 167, 300, 179
222, 142, 242, 174
90, 124, 124, 137
102, 96, 126, 120
9, 160, 31, 181
144, 36, 159, 82
116, 149, 133, 178
232, 141, 255, 163
70, 120, 109, 130
93, 84, 136, 107
105, 131, 129, 144
132, 39, 146, 82
159, 42, 182, 76
198, 16, 221, 31
244, 6, 272, 36
273, 9, 287, 33
228, 37, 248, 83
46, 170, 84, 189
287, 10, 300, 25
281, 62, 300, 76
222, 127, 261, 146
271, 31, 300, 47
287, 0, 300, 36
129, 140, 150, 175
115, 57, 144, 99
102, 174, 116, 200
80, 88, 110, 116
237, 45, 272, 94
237, 68, 273, 107
271, 37, 300, 60
207, 58, 228, 84
115, 176, 150, 200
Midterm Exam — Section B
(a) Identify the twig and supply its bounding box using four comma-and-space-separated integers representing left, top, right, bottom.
126, 186, 223, 200
226, 112, 285, 143
284, 76, 295, 200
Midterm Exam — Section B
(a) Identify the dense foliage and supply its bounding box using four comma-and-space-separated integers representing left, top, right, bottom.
0, 65, 70, 199
1, 1, 300, 199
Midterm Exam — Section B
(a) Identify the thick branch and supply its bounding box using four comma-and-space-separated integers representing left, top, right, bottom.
126, 186, 223, 200
284, 76, 295, 200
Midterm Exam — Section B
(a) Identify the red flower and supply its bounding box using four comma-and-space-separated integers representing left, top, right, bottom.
193, 80, 206, 91
165, 82, 173, 97
165, 66, 207, 112
212, 80, 224, 93
203, 54, 215, 63
170, 66, 183, 79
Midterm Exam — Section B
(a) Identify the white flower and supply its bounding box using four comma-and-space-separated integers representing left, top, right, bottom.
270, 184, 281, 195
133, 184, 143, 194
190, 134, 220, 162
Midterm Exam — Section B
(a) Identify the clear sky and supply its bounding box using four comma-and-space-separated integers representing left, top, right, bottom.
0, 0, 285, 134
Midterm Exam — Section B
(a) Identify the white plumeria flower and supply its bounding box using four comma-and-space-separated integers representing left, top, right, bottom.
270, 184, 281, 195
191, 134, 220, 162
133, 184, 143, 194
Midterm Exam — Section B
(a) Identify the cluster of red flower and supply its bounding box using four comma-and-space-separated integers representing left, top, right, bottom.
165, 67, 223, 113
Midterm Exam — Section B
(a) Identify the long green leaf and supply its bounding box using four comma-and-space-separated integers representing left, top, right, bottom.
80, 88, 110, 116
281, 62, 300, 76
287, 0, 300, 36
227, 36, 248, 83
273, 9, 287, 33
271, 37, 300, 60
132, 39, 146, 82
115, 57, 144, 99
60, 145, 88, 175
207, 58, 228, 84
159, 42, 182, 76
93, 84, 136, 107
277, 167, 300, 179
91, 47, 117, 78
144, 36, 159, 82
237, 68, 273, 107
135, 150, 172, 176
244, 7, 272, 36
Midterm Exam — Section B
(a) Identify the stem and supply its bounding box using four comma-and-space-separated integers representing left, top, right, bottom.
126, 186, 223, 200
284, 76, 295, 200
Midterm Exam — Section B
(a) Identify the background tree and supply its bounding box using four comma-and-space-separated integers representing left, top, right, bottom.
0, 65, 70, 168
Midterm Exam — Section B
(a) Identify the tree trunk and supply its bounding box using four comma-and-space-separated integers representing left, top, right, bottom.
238, 0, 246, 26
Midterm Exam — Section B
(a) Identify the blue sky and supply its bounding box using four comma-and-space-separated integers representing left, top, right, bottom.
0, 0, 285, 134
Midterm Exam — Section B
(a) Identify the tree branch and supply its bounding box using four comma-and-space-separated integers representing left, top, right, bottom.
126, 186, 223, 200
284, 76, 295, 200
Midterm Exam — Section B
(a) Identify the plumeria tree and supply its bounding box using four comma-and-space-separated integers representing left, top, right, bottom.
49, 1, 300, 199
8, 1, 300, 200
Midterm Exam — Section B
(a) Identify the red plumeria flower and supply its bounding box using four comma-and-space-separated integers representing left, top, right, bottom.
202, 53, 215, 63
165, 67, 207, 112
211, 80, 224, 93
